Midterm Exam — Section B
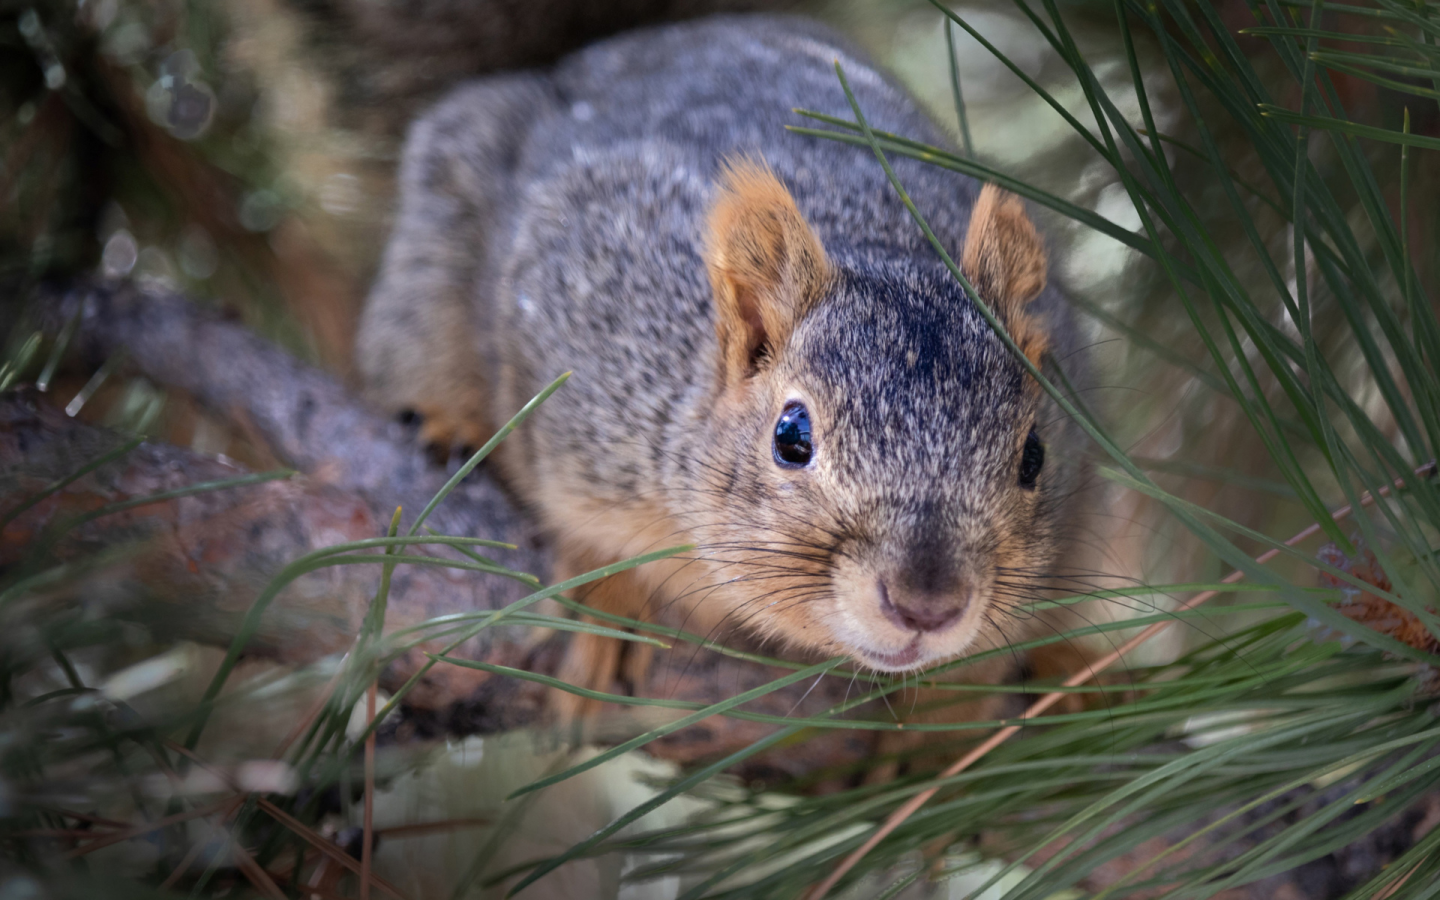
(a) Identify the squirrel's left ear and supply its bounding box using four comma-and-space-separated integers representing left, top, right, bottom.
706, 159, 831, 387
961, 185, 1049, 365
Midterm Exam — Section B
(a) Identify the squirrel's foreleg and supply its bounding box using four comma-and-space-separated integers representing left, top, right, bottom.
550, 547, 657, 724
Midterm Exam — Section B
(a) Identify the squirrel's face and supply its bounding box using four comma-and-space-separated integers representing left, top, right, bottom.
707, 262, 1059, 670
700, 162, 1057, 670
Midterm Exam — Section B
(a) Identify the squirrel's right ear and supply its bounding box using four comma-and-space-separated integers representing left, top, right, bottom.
962, 185, 1049, 365
706, 159, 831, 386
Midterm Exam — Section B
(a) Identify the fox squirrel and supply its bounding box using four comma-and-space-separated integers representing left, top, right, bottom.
357, 14, 1086, 720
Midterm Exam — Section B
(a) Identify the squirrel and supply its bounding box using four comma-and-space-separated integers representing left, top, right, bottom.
356, 14, 1087, 719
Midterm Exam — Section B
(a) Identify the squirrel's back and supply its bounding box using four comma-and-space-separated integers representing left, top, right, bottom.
524, 17, 978, 263
484, 15, 982, 475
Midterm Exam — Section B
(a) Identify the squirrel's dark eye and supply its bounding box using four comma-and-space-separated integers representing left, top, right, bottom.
1018, 429, 1044, 489
773, 402, 813, 467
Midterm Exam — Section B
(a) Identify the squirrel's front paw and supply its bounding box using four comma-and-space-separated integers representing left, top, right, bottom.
397, 402, 491, 469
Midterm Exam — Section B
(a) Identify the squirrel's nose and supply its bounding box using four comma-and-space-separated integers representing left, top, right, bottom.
878, 579, 970, 633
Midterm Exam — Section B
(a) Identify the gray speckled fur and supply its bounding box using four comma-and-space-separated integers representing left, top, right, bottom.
360, 14, 1081, 662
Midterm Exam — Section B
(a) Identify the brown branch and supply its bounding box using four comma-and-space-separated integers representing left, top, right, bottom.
1, 386, 544, 714
10, 280, 880, 773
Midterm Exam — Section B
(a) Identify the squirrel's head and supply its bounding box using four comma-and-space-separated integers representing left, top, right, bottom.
697, 160, 1059, 671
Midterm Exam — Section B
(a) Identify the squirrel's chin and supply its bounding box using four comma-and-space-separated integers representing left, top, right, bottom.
848, 627, 982, 672
853, 635, 932, 671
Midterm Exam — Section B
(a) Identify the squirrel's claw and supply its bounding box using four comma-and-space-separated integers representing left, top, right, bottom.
403, 403, 490, 471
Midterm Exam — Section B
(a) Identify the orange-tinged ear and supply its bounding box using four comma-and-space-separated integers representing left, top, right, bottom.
705, 158, 831, 387
962, 185, 1049, 365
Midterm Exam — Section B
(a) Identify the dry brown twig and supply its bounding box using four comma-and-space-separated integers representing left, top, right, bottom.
160, 829, 220, 891
255, 797, 413, 900
60, 795, 242, 860
229, 835, 289, 900
377, 818, 491, 838
148, 739, 409, 898
43, 807, 129, 829
807, 463, 1435, 899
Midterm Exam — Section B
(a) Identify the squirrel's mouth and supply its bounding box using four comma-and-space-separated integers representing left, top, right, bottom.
858, 635, 925, 670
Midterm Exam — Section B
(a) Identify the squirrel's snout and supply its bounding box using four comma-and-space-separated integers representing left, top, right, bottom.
877, 579, 972, 634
